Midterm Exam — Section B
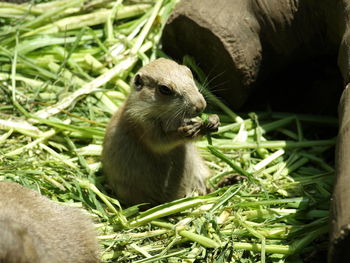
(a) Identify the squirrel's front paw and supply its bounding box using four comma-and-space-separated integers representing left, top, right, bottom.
202, 114, 220, 133
178, 114, 220, 138
178, 119, 203, 138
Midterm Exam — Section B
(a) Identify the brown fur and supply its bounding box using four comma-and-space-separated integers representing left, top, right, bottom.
0, 182, 100, 263
102, 58, 219, 207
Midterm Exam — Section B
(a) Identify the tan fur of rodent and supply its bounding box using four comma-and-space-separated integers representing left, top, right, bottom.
0, 181, 100, 263
102, 58, 219, 207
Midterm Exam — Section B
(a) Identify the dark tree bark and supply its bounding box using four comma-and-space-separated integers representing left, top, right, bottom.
162, 0, 339, 109
330, 84, 350, 263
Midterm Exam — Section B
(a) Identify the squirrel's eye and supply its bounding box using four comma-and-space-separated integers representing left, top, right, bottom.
158, 85, 173, 96
134, 74, 144, 90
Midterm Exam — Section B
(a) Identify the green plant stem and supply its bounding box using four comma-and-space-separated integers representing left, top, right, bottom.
105, 0, 122, 41
233, 242, 290, 254
207, 145, 255, 181
129, 196, 217, 227
201, 138, 336, 150
5, 129, 56, 157
131, 0, 163, 53
151, 220, 220, 248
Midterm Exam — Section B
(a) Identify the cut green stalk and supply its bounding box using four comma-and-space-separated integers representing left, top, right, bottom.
23, 4, 150, 37
57, 27, 87, 74
0, 72, 61, 90
47, 61, 86, 86
110, 15, 147, 56
242, 208, 298, 220
207, 170, 234, 186
277, 128, 299, 140
98, 229, 170, 241
0, 117, 43, 138
22, 0, 83, 30
33, 58, 126, 119
84, 54, 108, 74
0, 2, 41, 14
252, 149, 285, 172
115, 79, 131, 94
105, 0, 122, 41
299, 152, 334, 172
0, 129, 13, 144
210, 184, 244, 213
200, 138, 336, 150
289, 225, 329, 254
64, 136, 92, 174
265, 112, 338, 126
8, 50, 60, 80
237, 197, 308, 209
247, 116, 295, 136
233, 242, 291, 254
129, 243, 152, 258
31, 117, 105, 139
233, 122, 248, 142
41, 173, 66, 191
236, 214, 265, 239
129, 196, 217, 227
280, 157, 309, 176
16, 34, 95, 55
32, 40, 154, 119
77, 179, 127, 224
296, 117, 304, 141
39, 143, 76, 168
29, 0, 79, 13
236, 214, 267, 262
133, 249, 187, 263
216, 119, 254, 134
11, 32, 29, 117
131, 0, 163, 54
207, 145, 256, 182
151, 220, 220, 248
5, 129, 56, 157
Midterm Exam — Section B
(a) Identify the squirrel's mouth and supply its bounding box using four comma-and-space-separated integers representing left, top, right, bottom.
185, 107, 203, 119
160, 117, 187, 134
158, 107, 199, 134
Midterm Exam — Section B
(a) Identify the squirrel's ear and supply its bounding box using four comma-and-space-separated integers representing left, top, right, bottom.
134, 74, 144, 91
183, 66, 194, 78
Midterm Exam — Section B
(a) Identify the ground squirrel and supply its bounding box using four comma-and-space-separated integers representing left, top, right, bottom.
0, 181, 100, 263
102, 58, 219, 207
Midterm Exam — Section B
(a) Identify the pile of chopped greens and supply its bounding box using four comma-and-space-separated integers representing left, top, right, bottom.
0, 0, 336, 262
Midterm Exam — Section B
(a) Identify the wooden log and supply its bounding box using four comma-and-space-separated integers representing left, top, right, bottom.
329, 84, 350, 263
320, 1, 350, 262
162, 0, 336, 109
327, 2, 350, 262
163, 0, 262, 108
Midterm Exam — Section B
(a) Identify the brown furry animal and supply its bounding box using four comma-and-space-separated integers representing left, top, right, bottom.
102, 58, 219, 207
0, 181, 100, 263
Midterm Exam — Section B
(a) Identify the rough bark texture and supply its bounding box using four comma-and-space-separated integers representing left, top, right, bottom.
330, 84, 350, 262
163, 0, 261, 108
162, 0, 350, 262
162, 0, 337, 109
327, 1, 350, 262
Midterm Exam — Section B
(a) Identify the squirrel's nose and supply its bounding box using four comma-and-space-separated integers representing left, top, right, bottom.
193, 96, 206, 115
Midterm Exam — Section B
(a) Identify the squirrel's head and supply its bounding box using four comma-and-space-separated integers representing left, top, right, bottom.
126, 58, 206, 132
